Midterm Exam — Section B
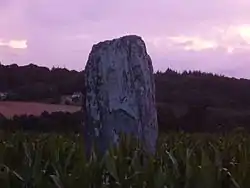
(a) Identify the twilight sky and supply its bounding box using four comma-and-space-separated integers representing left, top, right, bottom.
1, 0, 250, 78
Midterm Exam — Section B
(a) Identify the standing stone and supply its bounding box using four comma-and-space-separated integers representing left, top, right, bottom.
84, 35, 158, 156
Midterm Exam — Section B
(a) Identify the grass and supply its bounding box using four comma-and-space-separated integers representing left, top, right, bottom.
0, 130, 250, 187
0, 101, 81, 118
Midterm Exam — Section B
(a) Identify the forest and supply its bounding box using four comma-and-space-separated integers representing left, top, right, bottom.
0, 63, 250, 133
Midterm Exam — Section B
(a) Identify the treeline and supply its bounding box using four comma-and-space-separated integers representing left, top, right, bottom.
0, 63, 84, 102
1, 63, 250, 132
157, 104, 250, 133
1, 63, 250, 109
0, 106, 249, 133
0, 111, 83, 133
155, 69, 250, 109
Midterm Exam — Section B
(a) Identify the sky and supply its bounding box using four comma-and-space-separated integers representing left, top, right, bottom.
1, 1, 250, 78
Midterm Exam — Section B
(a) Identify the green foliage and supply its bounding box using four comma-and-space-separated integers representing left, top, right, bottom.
0, 131, 250, 187
0, 111, 83, 133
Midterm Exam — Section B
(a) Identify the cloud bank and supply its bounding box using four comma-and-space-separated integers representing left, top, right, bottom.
0, 40, 27, 49
1, 0, 250, 78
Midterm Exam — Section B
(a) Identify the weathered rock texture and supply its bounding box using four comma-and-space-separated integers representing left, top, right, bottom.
84, 35, 158, 156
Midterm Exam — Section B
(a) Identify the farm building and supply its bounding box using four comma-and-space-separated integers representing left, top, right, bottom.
60, 92, 83, 106
0, 92, 8, 100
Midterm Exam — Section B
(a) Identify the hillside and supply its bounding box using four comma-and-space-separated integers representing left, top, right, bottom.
0, 101, 81, 118
1, 63, 250, 132
0, 63, 84, 102
1, 63, 249, 107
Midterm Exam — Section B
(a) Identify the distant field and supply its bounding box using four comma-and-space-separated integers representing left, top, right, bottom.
0, 101, 81, 118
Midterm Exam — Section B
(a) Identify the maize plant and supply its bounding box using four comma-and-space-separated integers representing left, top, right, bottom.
0, 130, 249, 187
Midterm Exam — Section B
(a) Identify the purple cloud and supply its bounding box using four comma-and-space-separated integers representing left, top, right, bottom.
1, 0, 250, 78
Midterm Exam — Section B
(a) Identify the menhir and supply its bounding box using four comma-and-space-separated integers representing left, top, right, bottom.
84, 35, 158, 156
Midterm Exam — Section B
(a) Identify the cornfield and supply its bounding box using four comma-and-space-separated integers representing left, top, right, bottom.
0, 129, 250, 188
